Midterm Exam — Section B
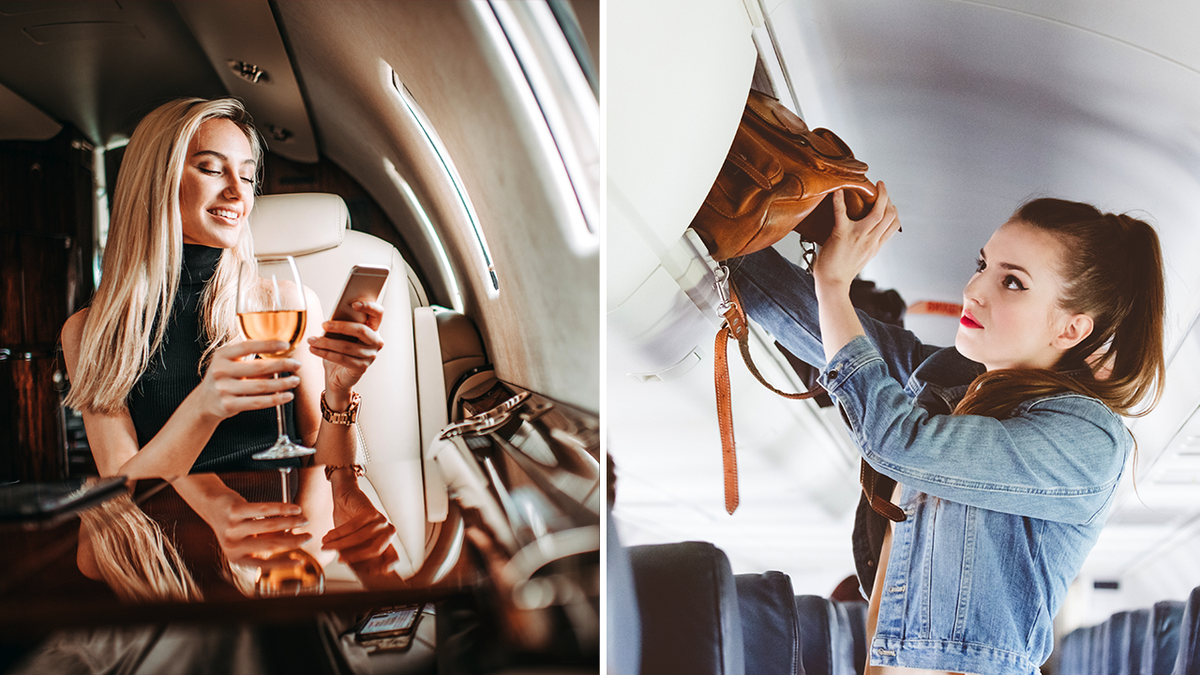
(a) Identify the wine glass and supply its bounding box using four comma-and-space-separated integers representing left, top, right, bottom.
236, 256, 324, 596
251, 466, 325, 597
236, 255, 314, 461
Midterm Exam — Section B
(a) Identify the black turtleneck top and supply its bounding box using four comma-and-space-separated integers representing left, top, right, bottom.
127, 244, 300, 472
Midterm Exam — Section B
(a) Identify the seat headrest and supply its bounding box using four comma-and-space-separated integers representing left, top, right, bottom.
251, 193, 349, 256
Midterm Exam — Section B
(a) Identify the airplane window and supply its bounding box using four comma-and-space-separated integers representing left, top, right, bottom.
384, 157, 464, 312
390, 72, 500, 292
485, 0, 599, 241
546, 0, 598, 97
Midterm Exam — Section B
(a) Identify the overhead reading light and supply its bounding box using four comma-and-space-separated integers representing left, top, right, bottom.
227, 60, 270, 84
269, 125, 292, 142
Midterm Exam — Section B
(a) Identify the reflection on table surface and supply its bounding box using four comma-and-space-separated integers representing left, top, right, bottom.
0, 385, 600, 672
0, 467, 474, 629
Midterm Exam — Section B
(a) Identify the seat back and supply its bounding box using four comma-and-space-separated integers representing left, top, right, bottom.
1142, 600, 1185, 675
794, 595, 856, 675
835, 600, 868, 675
1058, 626, 1089, 675
629, 541, 745, 675
734, 571, 804, 675
1103, 612, 1131, 675
251, 193, 427, 577
1121, 609, 1151, 675
1172, 586, 1200, 675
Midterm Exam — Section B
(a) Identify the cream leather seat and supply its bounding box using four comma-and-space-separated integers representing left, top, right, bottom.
251, 192, 443, 579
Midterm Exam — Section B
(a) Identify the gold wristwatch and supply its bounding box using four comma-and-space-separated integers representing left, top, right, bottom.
324, 464, 366, 481
321, 390, 360, 425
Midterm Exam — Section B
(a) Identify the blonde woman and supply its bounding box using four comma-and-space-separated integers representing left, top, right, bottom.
61, 98, 397, 571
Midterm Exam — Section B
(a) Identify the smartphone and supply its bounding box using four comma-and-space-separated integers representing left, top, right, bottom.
326, 264, 389, 342
354, 603, 423, 651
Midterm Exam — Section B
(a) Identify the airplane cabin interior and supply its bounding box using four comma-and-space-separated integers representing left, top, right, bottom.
2, 0, 1200, 674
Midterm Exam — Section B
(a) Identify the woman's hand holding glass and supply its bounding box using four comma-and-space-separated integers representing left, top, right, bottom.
179, 477, 311, 566
237, 256, 313, 460
191, 340, 301, 423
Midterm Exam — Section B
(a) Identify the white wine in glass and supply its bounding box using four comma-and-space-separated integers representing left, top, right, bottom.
236, 256, 315, 461
238, 309, 306, 356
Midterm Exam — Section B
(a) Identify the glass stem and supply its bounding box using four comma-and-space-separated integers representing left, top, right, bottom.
274, 372, 287, 442
279, 467, 292, 506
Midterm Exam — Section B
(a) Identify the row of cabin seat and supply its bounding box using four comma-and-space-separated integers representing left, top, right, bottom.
1056, 586, 1200, 675
607, 513, 870, 675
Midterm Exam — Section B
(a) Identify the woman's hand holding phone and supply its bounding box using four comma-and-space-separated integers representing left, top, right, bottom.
306, 265, 389, 400
307, 300, 385, 399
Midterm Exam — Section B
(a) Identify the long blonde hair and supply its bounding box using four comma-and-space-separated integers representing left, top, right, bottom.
79, 492, 203, 603
66, 98, 262, 414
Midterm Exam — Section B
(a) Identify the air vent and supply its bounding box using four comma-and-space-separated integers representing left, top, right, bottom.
227, 60, 270, 84
23, 21, 143, 45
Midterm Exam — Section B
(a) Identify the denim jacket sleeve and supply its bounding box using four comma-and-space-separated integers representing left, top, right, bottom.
820, 336, 1130, 525
731, 248, 941, 386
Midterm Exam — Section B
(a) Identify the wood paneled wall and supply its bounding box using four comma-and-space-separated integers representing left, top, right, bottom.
0, 129, 94, 482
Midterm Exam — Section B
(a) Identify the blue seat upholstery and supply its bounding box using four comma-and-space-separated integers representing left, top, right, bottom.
1103, 612, 1132, 675
1120, 608, 1151, 675
835, 600, 868, 675
1141, 600, 1185, 675
1171, 586, 1200, 675
1057, 626, 1089, 675
734, 572, 804, 675
629, 542, 745, 675
794, 595, 856, 675
1095, 619, 1115, 675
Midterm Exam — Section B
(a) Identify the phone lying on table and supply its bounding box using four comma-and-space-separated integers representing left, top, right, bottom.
326, 264, 389, 342
354, 603, 424, 652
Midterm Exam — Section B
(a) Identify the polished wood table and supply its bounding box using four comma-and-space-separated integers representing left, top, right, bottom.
0, 388, 602, 672
0, 468, 477, 637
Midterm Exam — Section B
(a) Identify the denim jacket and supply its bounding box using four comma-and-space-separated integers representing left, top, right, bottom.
731, 248, 1130, 675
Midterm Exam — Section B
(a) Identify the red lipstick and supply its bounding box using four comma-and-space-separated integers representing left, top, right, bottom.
960, 312, 983, 329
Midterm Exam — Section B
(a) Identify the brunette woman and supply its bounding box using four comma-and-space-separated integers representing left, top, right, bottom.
732, 183, 1164, 675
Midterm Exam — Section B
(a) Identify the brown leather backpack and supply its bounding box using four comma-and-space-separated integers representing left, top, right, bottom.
691, 89, 878, 259
694, 89, 902, 524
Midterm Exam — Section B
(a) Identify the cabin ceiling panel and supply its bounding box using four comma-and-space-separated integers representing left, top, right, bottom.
0, 81, 61, 141
0, 0, 225, 144
769, 0, 1200, 354
274, 1, 598, 412
969, 0, 1200, 74
172, 0, 318, 163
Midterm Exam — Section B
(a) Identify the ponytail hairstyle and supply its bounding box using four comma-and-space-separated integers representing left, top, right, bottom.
955, 198, 1165, 419
65, 98, 262, 414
